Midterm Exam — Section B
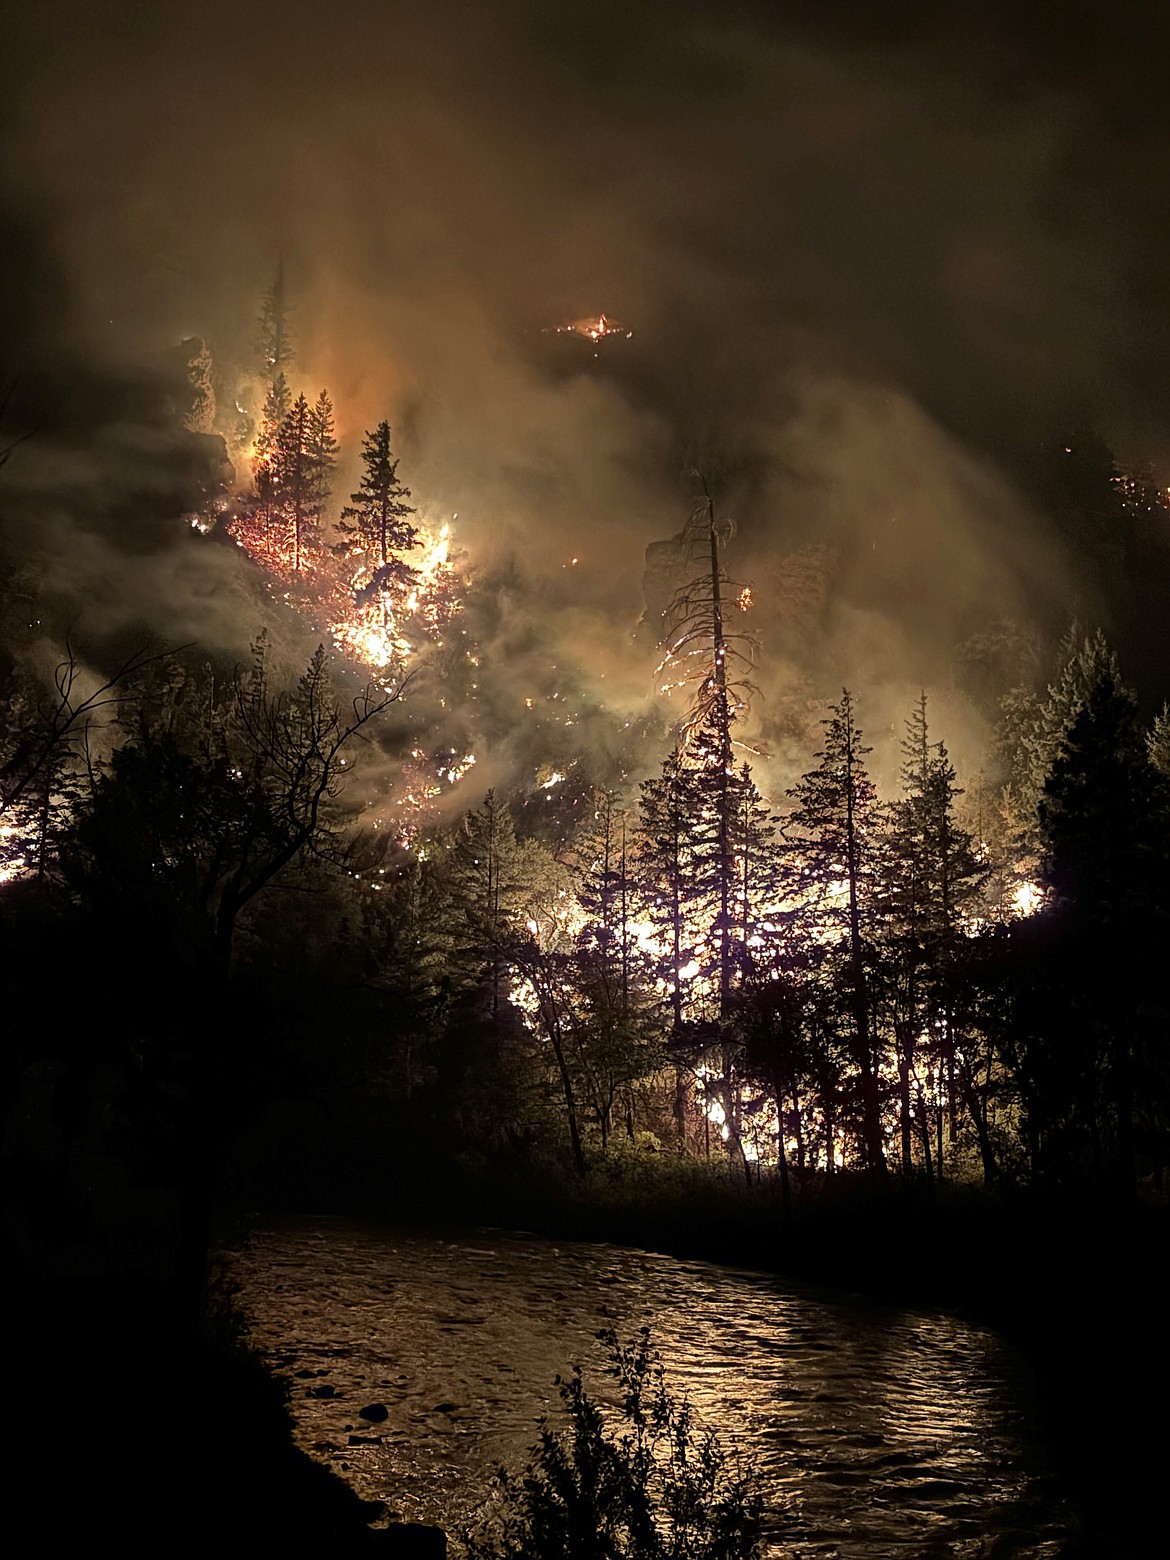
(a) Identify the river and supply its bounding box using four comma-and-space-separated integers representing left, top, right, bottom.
232, 1220, 1073, 1557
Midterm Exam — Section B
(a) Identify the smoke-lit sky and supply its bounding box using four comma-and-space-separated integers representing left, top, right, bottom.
4, 0, 1170, 788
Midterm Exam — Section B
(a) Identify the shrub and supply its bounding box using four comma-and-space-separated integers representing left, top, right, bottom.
462, 1328, 765, 1560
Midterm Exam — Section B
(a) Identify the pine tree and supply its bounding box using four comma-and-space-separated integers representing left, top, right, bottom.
183, 338, 216, 434
252, 372, 292, 537
1035, 666, 1170, 1189
255, 259, 294, 375
307, 389, 339, 518
636, 749, 699, 1038
571, 792, 664, 1150
650, 476, 765, 1165
255, 372, 290, 462
441, 790, 543, 1015
636, 749, 701, 1143
1020, 629, 1122, 823
785, 689, 885, 1173
878, 694, 984, 1179
273, 393, 319, 571
575, 790, 634, 999
336, 421, 419, 596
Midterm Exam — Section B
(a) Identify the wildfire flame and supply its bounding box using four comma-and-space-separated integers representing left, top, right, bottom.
550, 313, 633, 342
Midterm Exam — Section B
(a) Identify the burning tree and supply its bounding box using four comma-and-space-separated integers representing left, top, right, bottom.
652, 475, 762, 1162
326, 419, 425, 670
336, 420, 419, 593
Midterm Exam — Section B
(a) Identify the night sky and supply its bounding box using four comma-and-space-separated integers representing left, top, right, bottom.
4, 0, 1170, 785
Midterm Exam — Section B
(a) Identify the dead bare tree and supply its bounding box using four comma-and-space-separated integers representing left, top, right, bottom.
655, 472, 759, 751
653, 474, 764, 1167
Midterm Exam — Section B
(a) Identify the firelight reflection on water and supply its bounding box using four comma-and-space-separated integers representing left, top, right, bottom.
233, 1222, 1071, 1558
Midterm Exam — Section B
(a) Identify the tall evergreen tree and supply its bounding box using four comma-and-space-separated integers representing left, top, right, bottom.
637, 749, 702, 1142
785, 689, 885, 1173
274, 393, 320, 571
637, 748, 695, 1030
336, 421, 419, 596
576, 790, 636, 1002
183, 338, 217, 434
1033, 666, 1170, 1189
307, 389, 340, 518
252, 372, 292, 536
255, 259, 294, 375
878, 694, 984, 1179
439, 790, 554, 1016
1016, 629, 1122, 825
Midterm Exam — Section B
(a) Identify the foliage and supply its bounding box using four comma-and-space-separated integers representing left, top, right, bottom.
62, 641, 400, 971
0, 640, 175, 884
463, 1329, 766, 1560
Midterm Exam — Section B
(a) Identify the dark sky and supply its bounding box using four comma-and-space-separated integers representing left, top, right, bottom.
3, 0, 1169, 779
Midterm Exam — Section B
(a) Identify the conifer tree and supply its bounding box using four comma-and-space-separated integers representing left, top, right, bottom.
183, 338, 217, 434
441, 790, 549, 1016
252, 372, 292, 537
878, 694, 984, 1178
336, 421, 419, 597
255, 259, 294, 375
274, 393, 319, 571
785, 689, 885, 1173
650, 476, 765, 1164
636, 749, 704, 1143
637, 749, 698, 1039
575, 790, 634, 1000
1012, 629, 1122, 826
307, 389, 339, 518
1035, 666, 1170, 1189
570, 792, 663, 1149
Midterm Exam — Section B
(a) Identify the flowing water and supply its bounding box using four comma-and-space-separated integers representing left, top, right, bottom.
232, 1220, 1073, 1557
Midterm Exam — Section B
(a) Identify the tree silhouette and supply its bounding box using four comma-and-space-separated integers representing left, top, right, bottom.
65, 643, 401, 974
785, 690, 885, 1174
336, 421, 419, 593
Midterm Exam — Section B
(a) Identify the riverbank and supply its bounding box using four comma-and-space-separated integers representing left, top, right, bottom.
6, 1263, 405, 1548
229, 1144, 1167, 1556
9, 1151, 1165, 1554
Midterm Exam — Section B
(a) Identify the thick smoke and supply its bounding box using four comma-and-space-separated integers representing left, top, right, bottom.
3, 0, 1166, 800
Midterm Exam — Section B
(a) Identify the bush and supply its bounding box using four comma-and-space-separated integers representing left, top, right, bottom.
463, 1328, 765, 1560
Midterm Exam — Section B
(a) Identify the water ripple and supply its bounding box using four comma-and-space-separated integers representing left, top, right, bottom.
233, 1220, 1071, 1558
